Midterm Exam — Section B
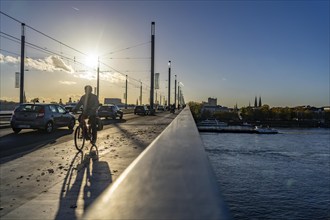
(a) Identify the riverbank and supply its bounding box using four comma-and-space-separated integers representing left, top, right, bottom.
227, 119, 329, 128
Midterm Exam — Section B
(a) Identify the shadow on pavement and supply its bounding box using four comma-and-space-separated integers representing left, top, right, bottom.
0, 129, 74, 164
101, 118, 127, 126
111, 112, 178, 149
54, 145, 112, 220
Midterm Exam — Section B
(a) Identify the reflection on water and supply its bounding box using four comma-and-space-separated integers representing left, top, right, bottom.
201, 129, 330, 220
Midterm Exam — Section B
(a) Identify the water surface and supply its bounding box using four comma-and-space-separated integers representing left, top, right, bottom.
201, 129, 330, 219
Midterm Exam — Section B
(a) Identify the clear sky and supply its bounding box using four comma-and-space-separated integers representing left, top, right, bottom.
1, 0, 329, 107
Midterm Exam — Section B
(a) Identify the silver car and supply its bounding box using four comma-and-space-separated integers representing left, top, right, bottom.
10, 103, 76, 133
97, 104, 123, 119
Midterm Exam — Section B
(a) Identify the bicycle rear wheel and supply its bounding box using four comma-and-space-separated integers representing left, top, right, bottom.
74, 126, 85, 151
90, 127, 97, 145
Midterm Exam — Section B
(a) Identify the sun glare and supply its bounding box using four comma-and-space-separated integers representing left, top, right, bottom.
84, 54, 99, 68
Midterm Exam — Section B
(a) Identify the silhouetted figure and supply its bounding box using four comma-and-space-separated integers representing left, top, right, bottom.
73, 85, 100, 144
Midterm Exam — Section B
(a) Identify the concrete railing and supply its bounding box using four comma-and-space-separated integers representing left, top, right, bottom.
83, 107, 231, 220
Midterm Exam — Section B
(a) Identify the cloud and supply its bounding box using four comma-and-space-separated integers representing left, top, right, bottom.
0, 53, 74, 73
48, 56, 74, 73
72, 70, 96, 81
59, 81, 77, 85
101, 71, 127, 83
71, 70, 126, 83
0, 54, 20, 63
1, 53, 124, 83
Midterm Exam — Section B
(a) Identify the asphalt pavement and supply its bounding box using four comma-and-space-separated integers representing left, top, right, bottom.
0, 111, 177, 220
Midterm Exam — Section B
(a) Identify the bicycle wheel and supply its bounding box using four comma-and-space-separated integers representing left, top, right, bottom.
74, 126, 85, 151
90, 127, 97, 145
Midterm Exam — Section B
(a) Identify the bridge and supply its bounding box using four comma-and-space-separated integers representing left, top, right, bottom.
0, 107, 230, 219
83, 107, 231, 219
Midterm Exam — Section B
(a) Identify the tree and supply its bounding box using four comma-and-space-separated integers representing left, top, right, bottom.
188, 102, 203, 121
201, 109, 212, 120
240, 106, 254, 121
260, 105, 270, 120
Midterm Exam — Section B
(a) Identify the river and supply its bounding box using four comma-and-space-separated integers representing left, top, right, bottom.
201, 128, 330, 219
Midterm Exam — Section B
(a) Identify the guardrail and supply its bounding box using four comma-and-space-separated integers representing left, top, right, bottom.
83, 107, 231, 220
0, 113, 12, 128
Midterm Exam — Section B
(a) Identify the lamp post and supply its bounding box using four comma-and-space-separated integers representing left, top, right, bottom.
178, 84, 180, 108
97, 57, 100, 99
178, 81, 184, 108
19, 23, 25, 103
140, 81, 142, 105
174, 75, 177, 109
168, 61, 171, 110
125, 75, 128, 109
150, 22, 155, 114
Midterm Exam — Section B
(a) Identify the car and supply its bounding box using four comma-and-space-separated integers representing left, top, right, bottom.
157, 105, 165, 111
134, 105, 149, 115
10, 103, 76, 134
64, 103, 82, 113
64, 104, 76, 112
97, 104, 123, 119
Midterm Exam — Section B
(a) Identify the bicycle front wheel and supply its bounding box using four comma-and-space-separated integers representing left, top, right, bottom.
74, 126, 85, 151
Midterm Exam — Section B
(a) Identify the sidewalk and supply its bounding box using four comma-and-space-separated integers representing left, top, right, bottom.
0, 114, 175, 220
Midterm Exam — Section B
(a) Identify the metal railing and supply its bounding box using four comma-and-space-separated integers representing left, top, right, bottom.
83, 106, 231, 220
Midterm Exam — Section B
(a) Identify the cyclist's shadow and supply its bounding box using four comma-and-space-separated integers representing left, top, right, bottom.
54, 145, 113, 220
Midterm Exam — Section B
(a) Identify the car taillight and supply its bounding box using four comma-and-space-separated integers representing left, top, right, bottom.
37, 108, 45, 118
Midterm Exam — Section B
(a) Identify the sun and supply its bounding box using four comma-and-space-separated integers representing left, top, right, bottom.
84, 54, 99, 68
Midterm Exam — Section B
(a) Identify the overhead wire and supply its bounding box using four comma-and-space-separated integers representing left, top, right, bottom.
0, 49, 20, 57
1, 11, 159, 98
101, 41, 150, 56
0, 11, 21, 24
0, 32, 21, 44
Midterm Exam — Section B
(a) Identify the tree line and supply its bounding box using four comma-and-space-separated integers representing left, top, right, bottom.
188, 101, 330, 128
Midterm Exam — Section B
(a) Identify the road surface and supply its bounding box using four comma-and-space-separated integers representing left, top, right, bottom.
0, 111, 177, 219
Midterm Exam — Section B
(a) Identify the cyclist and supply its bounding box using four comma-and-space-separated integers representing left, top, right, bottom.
73, 85, 99, 144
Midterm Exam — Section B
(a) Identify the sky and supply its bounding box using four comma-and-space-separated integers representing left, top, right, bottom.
0, 0, 329, 108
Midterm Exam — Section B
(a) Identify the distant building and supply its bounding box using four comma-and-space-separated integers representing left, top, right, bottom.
202, 105, 229, 113
104, 98, 123, 105
253, 96, 262, 108
201, 97, 230, 113
208, 97, 217, 106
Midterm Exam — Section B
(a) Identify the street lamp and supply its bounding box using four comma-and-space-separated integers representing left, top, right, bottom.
168, 61, 171, 110
20, 23, 25, 104
174, 75, 177, 109
150, 22, 155, 114
97, 57, 100, 99
125, 75, 128, 109
178, 81, 184, 108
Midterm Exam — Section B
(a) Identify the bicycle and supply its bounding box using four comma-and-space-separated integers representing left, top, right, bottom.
74, 114, 97, 151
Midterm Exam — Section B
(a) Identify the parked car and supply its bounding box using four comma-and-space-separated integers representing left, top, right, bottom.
134, 105, 149, 115
10, 103, 76, 134
97, 104, 123, 119
157, 105, 165, 111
